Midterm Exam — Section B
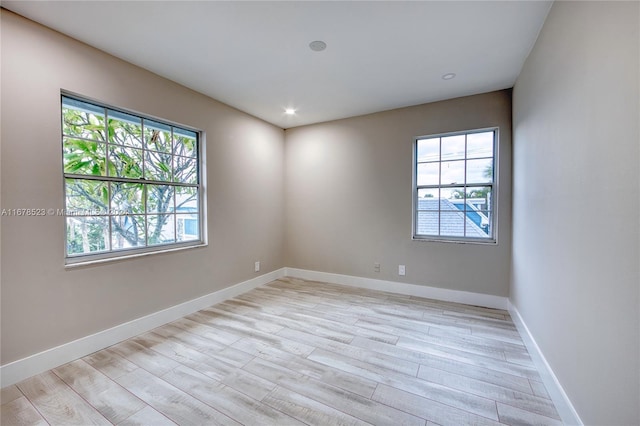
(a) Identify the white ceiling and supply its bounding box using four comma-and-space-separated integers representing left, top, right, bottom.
2, 1, 552, 129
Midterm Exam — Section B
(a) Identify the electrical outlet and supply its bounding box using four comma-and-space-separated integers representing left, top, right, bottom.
254, 261, 260, 272
374, 262, 380, 273
398, 265, 406, 276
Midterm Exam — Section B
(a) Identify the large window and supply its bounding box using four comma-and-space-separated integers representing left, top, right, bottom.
413, 128, 497, 242
61, 95, 203, 263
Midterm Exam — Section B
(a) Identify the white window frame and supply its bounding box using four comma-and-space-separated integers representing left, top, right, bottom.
61, 92, 206, 265
412, 127, 498, 244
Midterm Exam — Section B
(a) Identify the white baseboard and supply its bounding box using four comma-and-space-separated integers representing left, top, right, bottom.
0, 266, 583, 424
285, 267, 508, 310
508, 301, 583, 425
0, 268, 286, 387
0, 266, 516, 389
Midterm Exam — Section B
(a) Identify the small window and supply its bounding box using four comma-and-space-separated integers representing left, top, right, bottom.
413, 128, 497, 243
61, 94, 204, 263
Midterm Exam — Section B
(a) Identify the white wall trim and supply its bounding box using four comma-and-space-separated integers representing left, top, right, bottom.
0, 266, 583, 423
0, 268, 286, 387
508, 301, 583, 425
0, 267, 518, 388
285, 267, 508, 310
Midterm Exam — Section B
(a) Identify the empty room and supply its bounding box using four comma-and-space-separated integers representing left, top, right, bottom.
1, 1, 638, 425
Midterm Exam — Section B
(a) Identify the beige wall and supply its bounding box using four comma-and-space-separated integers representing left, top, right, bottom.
512, 2, 639, 424
285, 91, 512, 297
0, 10, 285, 364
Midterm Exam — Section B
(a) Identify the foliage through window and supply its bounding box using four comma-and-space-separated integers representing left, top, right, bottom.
413, 129, 496, 242
62, 95, 202, 262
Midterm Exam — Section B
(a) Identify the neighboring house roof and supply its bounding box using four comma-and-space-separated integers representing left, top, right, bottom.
416, 198, 488, 238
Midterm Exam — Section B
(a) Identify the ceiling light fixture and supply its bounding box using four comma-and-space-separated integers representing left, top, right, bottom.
442, 73, 456, 80
285, 108, 296, 115
309, 40, 327, 52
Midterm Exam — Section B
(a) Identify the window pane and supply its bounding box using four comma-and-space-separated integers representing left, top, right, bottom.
147, 185, 175, 213
477, 210, 492, 237
174, 156, 197, 184
439, 211, 466, 237
441, 160, 465, 185
464, 209, 491, 238
417, 162, 439, 186
65, 179, 108, 214
111, 182, 144, 214
177, 213, 199, 241
108, 145, 143, 179
465, 186, 493, 211
62, 98, 106, 141
440, 191, 462, 211
108, 110, 142, 148
467, 158, 493, 184
416, 138, 439, 162
144, 119, 172, 153
176, 186, 198, 213
66, 216, 109, 255
441, 135, 465, 161
416, 211, 438, 236
416, 189, 439, 211
148, 214, 175, 245
63, 138, 107, 176
440, 187, 459, 200
174, 129, 197, 158
111, 215, 145, 249
144, 150, 172, 182
467, 132, 494, 159
417, 188, 438, 199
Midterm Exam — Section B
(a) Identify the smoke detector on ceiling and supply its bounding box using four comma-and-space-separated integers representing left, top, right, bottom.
309, 40, 327, 52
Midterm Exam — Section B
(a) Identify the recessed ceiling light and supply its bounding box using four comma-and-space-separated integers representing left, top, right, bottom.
285, 108, 296, 115
442, 73, 456, 80
309, 40, 327, 52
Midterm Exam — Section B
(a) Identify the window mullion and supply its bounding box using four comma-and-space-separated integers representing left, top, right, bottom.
463, 133, 468, 237
62, 173, 197, 188
105, 108, 113, 251
438, 137, 442, 236
141, 120, 147, 183
107, 181, 112, 251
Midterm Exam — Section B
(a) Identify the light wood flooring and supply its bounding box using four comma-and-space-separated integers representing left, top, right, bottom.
1, 277, 561, 425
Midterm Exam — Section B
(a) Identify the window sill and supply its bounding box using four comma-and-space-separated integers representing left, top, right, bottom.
64, 242, 207, 269
412, 236, 497, 245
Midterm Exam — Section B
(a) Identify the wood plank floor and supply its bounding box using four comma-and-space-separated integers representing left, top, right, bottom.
1, 277, 561, 425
